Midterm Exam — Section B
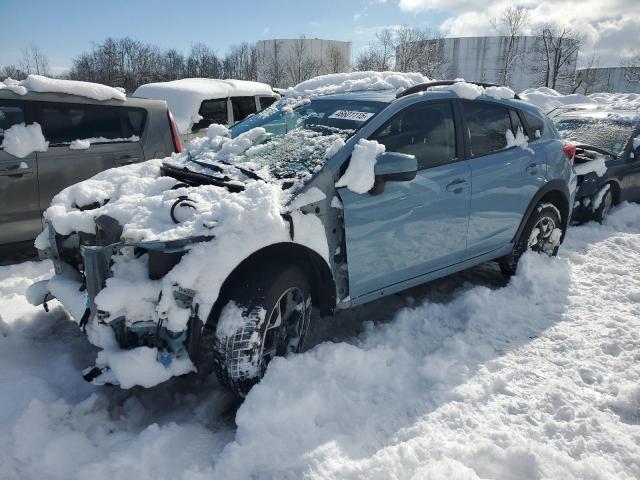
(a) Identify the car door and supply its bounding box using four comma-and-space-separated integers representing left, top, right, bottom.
0, 99, 41, 245
338, 100, 471, 299
33, 101, 145, 210
618, 127, 640, 202
462, 101, 546, 257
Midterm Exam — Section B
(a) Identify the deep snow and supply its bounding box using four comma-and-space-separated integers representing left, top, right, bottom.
1, 203, 639, 479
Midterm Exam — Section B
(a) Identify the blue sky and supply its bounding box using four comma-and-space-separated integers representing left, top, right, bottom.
0, 0, 448, 73
2, 0, 638, 72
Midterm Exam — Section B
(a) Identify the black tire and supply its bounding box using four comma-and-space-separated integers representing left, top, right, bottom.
209, 264, 312, 397
592, 186, 613, 224
499, 203, 562, 276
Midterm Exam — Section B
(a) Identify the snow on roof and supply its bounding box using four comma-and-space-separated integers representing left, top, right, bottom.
519, 87, 640, 114
0, 75, 126, 102
285, 71, 429, 98
133, 78, 276, 134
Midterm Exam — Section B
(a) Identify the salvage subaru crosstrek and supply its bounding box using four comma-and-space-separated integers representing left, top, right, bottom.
28, 75, 576, 396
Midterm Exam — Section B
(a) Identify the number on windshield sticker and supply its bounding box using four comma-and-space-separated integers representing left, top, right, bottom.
328, 110, 375, 122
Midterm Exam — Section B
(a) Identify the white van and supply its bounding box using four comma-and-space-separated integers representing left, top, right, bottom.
133, 78, 279, 141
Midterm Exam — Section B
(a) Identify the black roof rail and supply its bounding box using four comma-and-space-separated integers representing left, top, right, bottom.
396, 80, 521, 100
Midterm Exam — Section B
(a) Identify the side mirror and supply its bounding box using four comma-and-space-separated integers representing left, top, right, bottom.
374, 152, 418, 183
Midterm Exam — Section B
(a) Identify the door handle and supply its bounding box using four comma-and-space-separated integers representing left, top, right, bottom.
526, 162, 540, 175
0, 162, 33, 177
445, 178, 467, 194
115, 156, 138, 166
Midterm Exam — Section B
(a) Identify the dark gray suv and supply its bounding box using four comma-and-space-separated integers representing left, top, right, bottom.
0, 88, 181, 255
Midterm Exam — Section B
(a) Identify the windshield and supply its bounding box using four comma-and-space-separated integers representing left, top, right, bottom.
227, 98, 386, 178
554, 117, 636, 155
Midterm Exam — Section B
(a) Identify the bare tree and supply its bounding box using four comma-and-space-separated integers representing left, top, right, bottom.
622, 51, 640, 84
325, 45, 347, 74
285, 36, 321, 85
0, 65, 26, 81
394, 26, 445, 77
186, 43, 222, 79
492, 6, 530, 86
572, 51, 600, 94
355, 26, 444, 76
20, 44, 49, 76
258, 39, 287, 87
223, 43, 258, 80
536, 23, 583, 90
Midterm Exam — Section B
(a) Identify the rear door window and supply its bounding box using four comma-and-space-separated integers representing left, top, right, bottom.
259, 96, 276, 110
0, 101, 26, 146
193, 99, 228, 131
34, 103, 145, 145
231, 96, 257, 122
462, 102, 512, 157
371, 101, 457, 169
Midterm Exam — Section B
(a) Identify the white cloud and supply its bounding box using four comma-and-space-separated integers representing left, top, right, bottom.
398, 0, 640, 66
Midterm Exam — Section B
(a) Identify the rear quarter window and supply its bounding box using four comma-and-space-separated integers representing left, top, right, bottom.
34, 102, 146, 145
522, 111, 545, 140
231, 96, 258, 122
0, 100, 25, 146
194, 99, 228, 132
259, 96, 276, 110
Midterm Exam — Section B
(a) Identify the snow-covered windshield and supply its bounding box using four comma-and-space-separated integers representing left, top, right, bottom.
555, 117, 636, 155
228, 98, 385, 178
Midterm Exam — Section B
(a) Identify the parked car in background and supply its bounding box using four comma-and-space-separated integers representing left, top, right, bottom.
133, 78, 280, 142
550, 105, 640, 223
0, 76, 181, 256
28, 77, 576, 397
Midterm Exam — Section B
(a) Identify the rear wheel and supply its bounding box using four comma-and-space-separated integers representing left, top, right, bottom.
499, 203, 562, 276
210, 264, 312, 397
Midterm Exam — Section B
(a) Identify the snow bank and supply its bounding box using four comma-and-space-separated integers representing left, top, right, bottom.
0, 122, 48, 158
133, 78, 275, 134
519, 87, 640, 113
335, 138, 385, 193
1, 75, 126, 101
2, 204, 640, 479
286, 71, 428, 98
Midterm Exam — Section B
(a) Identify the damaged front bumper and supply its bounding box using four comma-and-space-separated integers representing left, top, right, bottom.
28, 221, 209, 387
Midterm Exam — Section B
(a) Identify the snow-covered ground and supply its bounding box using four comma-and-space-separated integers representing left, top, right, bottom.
1, 204, 639, 479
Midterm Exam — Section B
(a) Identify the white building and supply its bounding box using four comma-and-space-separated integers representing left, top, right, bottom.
405, 36, 579, 94
575, 67, 640, 94
256, 38, 352, 88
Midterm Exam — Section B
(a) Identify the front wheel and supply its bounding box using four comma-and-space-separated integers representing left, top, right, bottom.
499, 203, 563, 276
592, 186, 613, 224
210, 264, 312, 397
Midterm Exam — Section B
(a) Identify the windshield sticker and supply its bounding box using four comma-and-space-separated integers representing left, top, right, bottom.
328, 110, 375, 122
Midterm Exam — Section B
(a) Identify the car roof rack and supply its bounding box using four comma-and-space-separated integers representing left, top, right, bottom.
396, 80, 521, 100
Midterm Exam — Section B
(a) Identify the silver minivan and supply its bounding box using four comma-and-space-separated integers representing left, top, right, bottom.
0, 87, 180, 255
133, 78, 280, 142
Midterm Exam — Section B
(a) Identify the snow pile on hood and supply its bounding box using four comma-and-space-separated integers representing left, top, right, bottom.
133, 78, 275, 134
0, 122, 48, 158
0, 75, 126, 101
285, 71, 428, 98
573, 155, 608, 177
520, 87, 640, 113
40, 125, 330, 341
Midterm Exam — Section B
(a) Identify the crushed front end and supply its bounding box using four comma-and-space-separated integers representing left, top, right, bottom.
29, 218, 209, 388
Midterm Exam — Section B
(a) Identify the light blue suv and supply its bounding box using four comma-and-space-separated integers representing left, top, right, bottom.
31, 80, 576, 396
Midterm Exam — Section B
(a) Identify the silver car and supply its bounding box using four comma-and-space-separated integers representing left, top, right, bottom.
0, 89, 181, 256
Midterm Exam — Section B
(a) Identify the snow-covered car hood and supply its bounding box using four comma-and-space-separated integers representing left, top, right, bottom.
39, 125, 341, 245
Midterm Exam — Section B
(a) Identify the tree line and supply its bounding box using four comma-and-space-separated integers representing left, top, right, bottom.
3, 16, 637, 94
